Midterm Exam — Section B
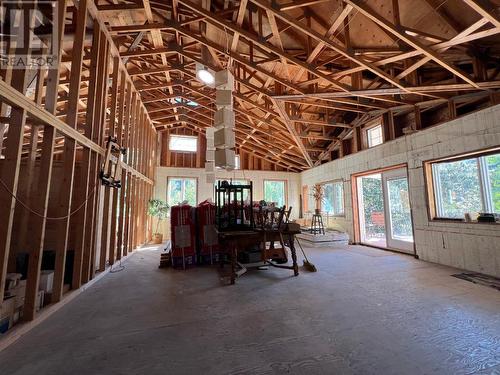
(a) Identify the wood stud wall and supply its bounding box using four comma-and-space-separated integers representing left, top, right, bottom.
0, 1, 156, 321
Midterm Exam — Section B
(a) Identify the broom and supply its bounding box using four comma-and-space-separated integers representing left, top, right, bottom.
295, 238, 317, 272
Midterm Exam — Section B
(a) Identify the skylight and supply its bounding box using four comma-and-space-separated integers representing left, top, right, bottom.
174, 97, 198, 107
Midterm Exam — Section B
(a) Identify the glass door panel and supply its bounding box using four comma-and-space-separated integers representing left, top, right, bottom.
357, 173, 387, 248
356, 168, 414, 253
383, 169, 414, 253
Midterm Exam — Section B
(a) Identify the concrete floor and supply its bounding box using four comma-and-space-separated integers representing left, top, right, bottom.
1, 244, 499, 375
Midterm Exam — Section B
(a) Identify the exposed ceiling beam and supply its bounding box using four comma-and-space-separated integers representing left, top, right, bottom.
272, 98, 314, 167
462, 0, 500, 29
345, 0, 480, 88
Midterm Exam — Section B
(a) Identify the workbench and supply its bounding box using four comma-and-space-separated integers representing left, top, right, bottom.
217, 225, 300, 284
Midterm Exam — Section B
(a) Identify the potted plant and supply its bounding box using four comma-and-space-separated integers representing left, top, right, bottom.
148, 198, 169, 244
312, 184, 324, 215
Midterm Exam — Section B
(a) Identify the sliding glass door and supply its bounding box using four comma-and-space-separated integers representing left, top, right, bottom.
357, 173, 387, 248
357, 168, 414, 254
382, 169, 414, 252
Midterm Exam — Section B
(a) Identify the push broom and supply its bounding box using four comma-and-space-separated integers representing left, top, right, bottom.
295, 238, 317, 272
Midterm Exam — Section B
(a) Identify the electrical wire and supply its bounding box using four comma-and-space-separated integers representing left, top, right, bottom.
0, 176, 99, 220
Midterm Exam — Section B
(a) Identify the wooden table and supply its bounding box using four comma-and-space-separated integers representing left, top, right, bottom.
217, 227, 300, 284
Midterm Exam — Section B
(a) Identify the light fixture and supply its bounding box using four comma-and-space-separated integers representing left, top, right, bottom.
196, 63, 215, 85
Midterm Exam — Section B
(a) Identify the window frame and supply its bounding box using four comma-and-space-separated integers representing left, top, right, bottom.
166, 176, 198, 208
235, 154, 240, 170
366, 124, 384, 148
263, 179, 288, 207
168, 134, 198, 153
321, 179, 345, 217
424, 147, 500, 222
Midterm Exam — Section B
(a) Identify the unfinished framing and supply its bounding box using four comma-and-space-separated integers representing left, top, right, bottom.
0, 1, 156, 321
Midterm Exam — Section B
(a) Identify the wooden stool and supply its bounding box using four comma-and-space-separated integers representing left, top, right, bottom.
310, 213, 325, 235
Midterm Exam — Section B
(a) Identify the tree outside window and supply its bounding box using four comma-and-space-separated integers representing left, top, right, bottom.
264, 180, 286, 207
167, 177, 197, 206
431, 151, 500, 218
322, 181, 344, 216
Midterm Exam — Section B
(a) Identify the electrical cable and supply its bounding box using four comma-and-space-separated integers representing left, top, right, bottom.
0, 176, 99, 220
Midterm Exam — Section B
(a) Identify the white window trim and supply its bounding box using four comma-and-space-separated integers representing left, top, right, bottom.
432, 154, 497, 218
167, 177, 197, 207
367, 124, 383, 148
168, 135, 198, 152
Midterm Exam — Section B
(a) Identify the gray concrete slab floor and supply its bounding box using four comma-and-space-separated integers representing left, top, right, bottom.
0, 244, 499, 375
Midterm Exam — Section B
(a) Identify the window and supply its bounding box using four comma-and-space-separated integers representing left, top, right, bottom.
322, 181, 344, 216
430, 151, 500, 219
264, 180, 287, 207
308, 186, 315, 212
367, 125, 383, 148
167, 177, 197, 206
169, 135, 197, 152
235, 155, 240, 170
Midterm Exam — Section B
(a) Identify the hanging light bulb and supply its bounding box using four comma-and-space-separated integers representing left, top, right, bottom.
196, 63, 215, 85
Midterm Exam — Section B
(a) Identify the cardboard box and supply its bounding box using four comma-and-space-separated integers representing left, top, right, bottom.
215, 149, 236, 169
216, 90, 233, 107
0, 298, 15, 333
205, 161, 215, 173
214, 127, 235, 149
214, 108, 235, 129
215, 70, 234, 90
206, 149, 215, 161
39, 270, 54, 293
13, 280, 26, 309
5, 273, 22, 291
36, 291, 44, 312
206, 138, 215, 149
12, 307, 22, 325
205, 127, 215, 139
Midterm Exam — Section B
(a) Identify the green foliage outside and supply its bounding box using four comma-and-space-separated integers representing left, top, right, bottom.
168, 178, 197, 206
434, 159, 482, 218
361, 176, 385, 237
322, 182, 344, 215
264, 180, 286, 207
360, 175, 413, 240
486, 154, 500, 213
387, 178, 413, 239
148, 198, 169, 234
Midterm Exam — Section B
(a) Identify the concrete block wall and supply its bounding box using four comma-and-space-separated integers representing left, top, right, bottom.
153, 167, 301, 239
300, 105, 500, 277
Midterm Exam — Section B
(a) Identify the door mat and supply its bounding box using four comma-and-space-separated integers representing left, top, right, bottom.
452, 272, 500, 291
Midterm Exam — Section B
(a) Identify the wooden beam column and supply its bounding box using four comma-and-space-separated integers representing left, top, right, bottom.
0, 12, 34, 303
51, 0, 88, 303
23, 0, 68, 320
